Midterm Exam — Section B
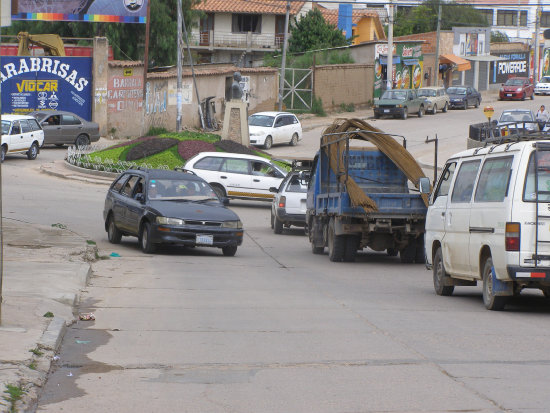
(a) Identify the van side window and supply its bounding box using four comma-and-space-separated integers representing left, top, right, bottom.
524, 151, 550, 202
433, 162, 456, 201
451, 160, 481, 203
474, 156, 513, 203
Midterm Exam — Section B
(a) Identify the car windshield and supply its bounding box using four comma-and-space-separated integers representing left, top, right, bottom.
285, 174, 307, 193
540, 77, 550, 84
381, 90, 407, 100
148, 178, 218, 201
447, 87, 466, 95
505, 78, 525, 86
249, 115, 275, 127
417, 89, 436, 97
499, 111, 533, 122
31, 112, 47, 121
1, 120, 10, 135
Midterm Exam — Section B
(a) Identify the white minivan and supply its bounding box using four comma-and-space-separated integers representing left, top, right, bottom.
425, 139, 550, 310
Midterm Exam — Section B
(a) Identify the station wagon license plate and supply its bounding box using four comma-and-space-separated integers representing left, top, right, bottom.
196, 234, 213, 245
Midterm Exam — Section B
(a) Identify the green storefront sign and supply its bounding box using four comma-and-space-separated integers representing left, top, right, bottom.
374, 42, 424, 99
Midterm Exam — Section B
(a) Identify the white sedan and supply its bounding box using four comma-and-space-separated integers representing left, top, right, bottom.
248, 112, 302, 149
534, 76, 550, 95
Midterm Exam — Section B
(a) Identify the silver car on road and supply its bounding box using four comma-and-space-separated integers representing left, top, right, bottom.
30, 110, 100, 147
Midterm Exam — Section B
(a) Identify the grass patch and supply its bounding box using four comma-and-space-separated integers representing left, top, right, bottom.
339, 103, 355, 112
311, 97, 326, 117
43, 312, 54, 318
4, 384, 25, 413
29, 348, 43, 357
28, 362, 37, 370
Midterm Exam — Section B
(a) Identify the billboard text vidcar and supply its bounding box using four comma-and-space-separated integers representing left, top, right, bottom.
12, 0, 147, 24
0, 57, 93, 120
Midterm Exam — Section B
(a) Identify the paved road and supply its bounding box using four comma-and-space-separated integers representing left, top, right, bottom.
3, 101, 550, 412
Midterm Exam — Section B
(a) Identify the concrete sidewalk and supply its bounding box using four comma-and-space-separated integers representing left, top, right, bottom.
0, 219, 96, 412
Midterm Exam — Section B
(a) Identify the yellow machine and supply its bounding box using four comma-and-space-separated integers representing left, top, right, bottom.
17, 32, 66, 56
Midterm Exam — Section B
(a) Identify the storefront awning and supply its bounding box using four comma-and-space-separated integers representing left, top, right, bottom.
379, 55, 401, 65
403, 58, 419, 66
439, 54, 471, 71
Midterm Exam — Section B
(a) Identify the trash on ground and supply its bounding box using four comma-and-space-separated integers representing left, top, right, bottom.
110, 252, 121, 257
79, 313, 95, 321
53, 356, 60, 361
67, 372, 73, 377
75, 340, 90, 344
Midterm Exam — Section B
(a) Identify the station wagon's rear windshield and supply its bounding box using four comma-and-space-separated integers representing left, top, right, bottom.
447, 87, 466, 95
418, 89, 436, 97
381, 90, 407, 100
249, 115, 274, 127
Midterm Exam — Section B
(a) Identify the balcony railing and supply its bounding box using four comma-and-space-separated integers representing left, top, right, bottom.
190, 31, 283, 50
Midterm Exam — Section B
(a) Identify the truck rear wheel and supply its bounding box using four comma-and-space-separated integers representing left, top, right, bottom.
343, 235, 358, 262
309, 216, 324, 254
399, 244, 416, 263
328, 219, 345, 262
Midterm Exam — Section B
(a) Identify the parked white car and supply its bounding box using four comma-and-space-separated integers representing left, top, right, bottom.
425, 138, 550, 310
269, 171, 307, 234
184, 152, 287, 202
248, 112, 302, 149
417, 86, 450, 114
1, 114, 44, 162
534, 76, 550, 95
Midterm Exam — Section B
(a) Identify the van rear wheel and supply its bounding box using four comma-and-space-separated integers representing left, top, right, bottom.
482, 257, 507, 311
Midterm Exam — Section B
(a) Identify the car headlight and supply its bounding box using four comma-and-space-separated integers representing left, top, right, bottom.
500, 88, 504, 92
250, 132, 263, 137
222, 220, 243, 229
156, 217, 185, 226
396, 104, 402, 108
517, 88, 522, 92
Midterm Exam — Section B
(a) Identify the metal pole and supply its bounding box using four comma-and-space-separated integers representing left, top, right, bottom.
278, 0, 290, 111
425, 135, 439, 185
387, 0, 394, 90
176, 0, 183, 132
516, 0, 521, 40
534, 6, 541, 83
181, 9, 205, 129
142, 0, 151, 101
434, 1, 442, 87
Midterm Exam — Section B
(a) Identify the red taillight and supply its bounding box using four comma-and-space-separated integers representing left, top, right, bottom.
505, 222, 520, 251
278, 196, 286, 208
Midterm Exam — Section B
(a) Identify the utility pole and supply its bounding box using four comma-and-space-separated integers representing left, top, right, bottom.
516, 0, 521, 40
387, 0, 394, 90
278, 0, 290, 111
534, 6, 541, 83
181, 8, 205, 129
142, 0, 151, 104
434, 0, 442, 87
176, 0, 183, 132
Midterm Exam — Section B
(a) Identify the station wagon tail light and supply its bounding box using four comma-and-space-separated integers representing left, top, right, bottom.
278, 196, 286, 208
505, 222, 520, 251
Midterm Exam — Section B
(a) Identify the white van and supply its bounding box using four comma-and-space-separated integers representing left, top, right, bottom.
425, 139, 550, 310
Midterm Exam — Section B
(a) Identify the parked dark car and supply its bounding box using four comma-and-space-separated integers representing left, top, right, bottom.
103, 168, 244, 255
30, 110, 100, 147
446, 86, 481, 109
498, 77, 534, 101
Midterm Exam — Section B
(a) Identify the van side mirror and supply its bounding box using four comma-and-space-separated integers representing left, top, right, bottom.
269, 187, 278, 193
419, 177, 431, 194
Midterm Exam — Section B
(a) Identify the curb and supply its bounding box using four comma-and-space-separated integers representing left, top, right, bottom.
38, 316, 66, 352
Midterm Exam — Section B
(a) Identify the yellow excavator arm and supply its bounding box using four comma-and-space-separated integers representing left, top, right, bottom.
17, 32, 66, 57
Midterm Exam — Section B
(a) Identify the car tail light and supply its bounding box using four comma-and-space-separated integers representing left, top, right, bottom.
278, 196, 286, 208
505, 222, 520, 251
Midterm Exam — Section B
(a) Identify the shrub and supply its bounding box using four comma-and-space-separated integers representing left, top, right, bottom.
126, 138, 179, 161
339, 103, 355, 112
177, 140, 216, 160
146, 126, 169, 136
311, 97, 326, 117
214, 140, 258, 155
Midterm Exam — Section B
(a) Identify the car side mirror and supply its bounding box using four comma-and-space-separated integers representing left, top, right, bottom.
269, 187, 278, 193
221, 197, 229, 206
419, 177, 431, 194
135, 193, 145, 203
41, 121, 49, 126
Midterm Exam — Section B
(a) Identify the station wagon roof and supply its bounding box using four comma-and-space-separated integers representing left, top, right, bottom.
190, 151, 276, 162
124, 168, 206, 182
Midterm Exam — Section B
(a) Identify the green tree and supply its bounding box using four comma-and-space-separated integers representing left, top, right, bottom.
491, 31, 510, 43
288, 9, 349, 54
1, 0, 203, 66
394, 0, 489, 37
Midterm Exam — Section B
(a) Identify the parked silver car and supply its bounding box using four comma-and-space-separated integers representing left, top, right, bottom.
30, 110, 100, 147
417, 86, 450, 114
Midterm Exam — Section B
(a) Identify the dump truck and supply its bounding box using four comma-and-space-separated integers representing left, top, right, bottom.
306, 119, 431, 263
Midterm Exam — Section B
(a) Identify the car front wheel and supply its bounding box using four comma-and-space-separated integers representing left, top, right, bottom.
27, 142, 38, 160
289, 133, 298, 146
222, 245, 237, 256
140, 222, 156, 254
401, 107, 408, 120
431, 104, 437, 115
263, 135, 273, 150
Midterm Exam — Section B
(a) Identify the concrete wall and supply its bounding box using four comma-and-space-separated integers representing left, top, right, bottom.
349, 42, 376, 64
107, 63, 144, 138
92, 37, 109, 136
313, 64, 374, 110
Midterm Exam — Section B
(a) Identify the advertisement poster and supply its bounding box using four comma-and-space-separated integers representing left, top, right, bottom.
0, 56, 93, 120
490, 52, 528, 84
12, 0, 147, 23
374, 43, 423, 99
543, 48, 550, 78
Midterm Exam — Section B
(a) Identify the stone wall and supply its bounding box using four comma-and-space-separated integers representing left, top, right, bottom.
313, 64, 374, 110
